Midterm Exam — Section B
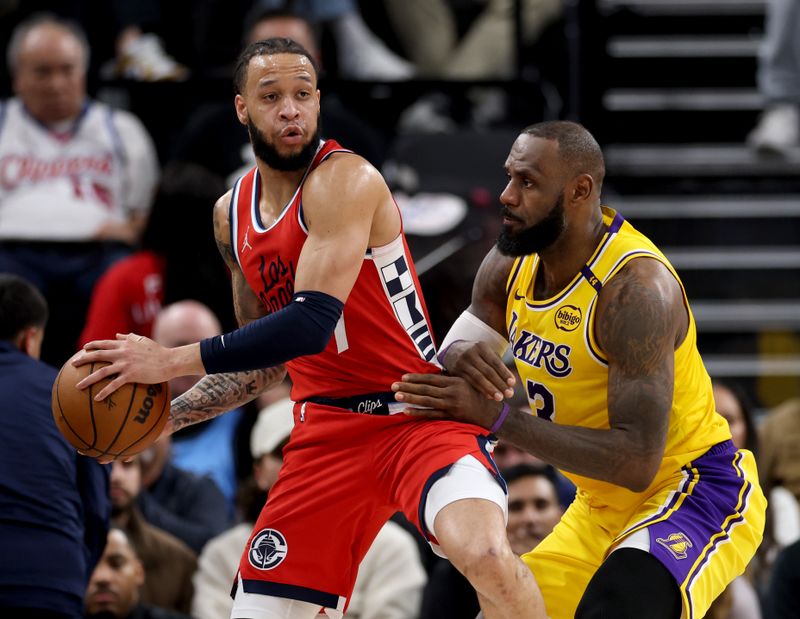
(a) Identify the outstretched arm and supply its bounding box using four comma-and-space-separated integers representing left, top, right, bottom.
167, 367, 286, 435
396, 257, 686, 492
77, 155, 390, 399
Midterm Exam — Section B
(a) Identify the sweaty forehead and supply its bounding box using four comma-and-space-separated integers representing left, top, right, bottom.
248, 53, 316, 84
505, 134, 559, 174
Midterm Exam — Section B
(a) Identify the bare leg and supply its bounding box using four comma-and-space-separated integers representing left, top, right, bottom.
434, 498, 547, 619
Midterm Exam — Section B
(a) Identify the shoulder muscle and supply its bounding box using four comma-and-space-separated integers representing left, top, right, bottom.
596, 257, 685, 371
302, 153, 388, 228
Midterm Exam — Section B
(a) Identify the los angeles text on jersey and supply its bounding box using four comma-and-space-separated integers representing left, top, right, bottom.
508, 311, 572, 378
258, 254, 296, 315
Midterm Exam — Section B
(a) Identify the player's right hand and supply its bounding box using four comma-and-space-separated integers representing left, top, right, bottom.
441, 340, 515, 402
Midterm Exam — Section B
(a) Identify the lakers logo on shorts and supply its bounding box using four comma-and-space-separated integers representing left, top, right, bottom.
656, 532, 693, 560
248, 528, 288, 570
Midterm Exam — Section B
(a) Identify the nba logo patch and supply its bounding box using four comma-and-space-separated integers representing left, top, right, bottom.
248, 528, 288, 570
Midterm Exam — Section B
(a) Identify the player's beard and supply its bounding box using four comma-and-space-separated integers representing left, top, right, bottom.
497, 192, 566, 256
248, 115, 322, 172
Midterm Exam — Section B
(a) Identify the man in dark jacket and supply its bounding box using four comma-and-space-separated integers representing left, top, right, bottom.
0, 273, 111, 618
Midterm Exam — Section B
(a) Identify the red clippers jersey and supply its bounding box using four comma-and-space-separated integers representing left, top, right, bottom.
229, 140, 440, 401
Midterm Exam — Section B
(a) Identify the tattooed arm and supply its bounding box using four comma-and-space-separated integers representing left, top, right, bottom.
394, 257, 687, 492
498, 257, 686, 491
168, 366, 286, 433
165, 191, 288, 434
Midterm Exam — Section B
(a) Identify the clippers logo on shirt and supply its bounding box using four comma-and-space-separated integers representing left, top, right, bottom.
0, 98, 154, 241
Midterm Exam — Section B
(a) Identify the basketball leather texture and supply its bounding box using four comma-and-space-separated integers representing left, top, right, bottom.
51, 356, 170, 459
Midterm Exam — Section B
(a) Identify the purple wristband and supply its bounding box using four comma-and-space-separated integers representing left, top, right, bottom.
489, 402, 511, 434
436, 339, 464, 367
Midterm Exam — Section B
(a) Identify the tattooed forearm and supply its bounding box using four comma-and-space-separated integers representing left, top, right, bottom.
169, 365, 287, 433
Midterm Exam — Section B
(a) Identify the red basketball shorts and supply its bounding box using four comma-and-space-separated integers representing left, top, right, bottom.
235, 403, 501, 612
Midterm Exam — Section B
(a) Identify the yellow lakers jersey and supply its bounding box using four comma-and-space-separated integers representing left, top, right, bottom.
505, 206, 731, 508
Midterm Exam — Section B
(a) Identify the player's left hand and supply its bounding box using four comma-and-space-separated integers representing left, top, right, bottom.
392, 372, 503, 430
73, 333, 170, 400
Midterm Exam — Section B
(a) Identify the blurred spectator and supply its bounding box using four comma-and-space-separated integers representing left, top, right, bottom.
84, 527, 192, 619
757, 396, 800, 603
79, 162, 234, 345
105, 0, 189, 81
0, 273, 110, 619
254, 0, 413, 79
171, 7, 386, 186
153, 300, 244, 508
384, 0, 562, 79
747, 0, 800, 153
707, 380, 764, 619
758, 397, 800, 548
0, 13, 159, 365
136, 435, 231, 553
712, 380, 759, 455
110, 458, 197, 614
493, 437, 575, 510
759, 397, 800, 505
764, 538, 800, 619
419, 463, 562, 619
192, 398, 427, 619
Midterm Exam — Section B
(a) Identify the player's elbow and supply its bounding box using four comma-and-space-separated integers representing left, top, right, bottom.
299, 328, 333, 356
621, 456, 661, 493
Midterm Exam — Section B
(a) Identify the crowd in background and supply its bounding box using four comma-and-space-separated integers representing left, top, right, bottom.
1, 0, 799, 618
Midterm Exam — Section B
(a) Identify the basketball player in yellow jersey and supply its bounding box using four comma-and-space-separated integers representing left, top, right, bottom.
392, 121, 766, 619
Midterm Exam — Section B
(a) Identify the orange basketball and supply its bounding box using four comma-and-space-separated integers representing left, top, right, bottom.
51, 354, 171, 459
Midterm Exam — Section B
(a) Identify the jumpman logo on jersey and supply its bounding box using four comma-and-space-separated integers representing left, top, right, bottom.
242, 224, 253, 253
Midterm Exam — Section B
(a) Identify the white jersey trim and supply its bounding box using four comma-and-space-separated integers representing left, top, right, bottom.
229, 176, 244, 270
250, 141, 325, 234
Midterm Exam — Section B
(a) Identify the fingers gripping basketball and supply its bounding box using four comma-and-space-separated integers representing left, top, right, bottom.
51, 355, 170, 459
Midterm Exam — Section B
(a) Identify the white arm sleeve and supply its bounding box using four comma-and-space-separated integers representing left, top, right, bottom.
438, 310, 509, 365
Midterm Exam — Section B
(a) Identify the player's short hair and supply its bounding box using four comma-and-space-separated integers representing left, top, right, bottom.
6, 12, 90, 77
233, 37, 319, 95
502, 462, 560, 495
522, 121, 606, 192
0, 274, 48, 340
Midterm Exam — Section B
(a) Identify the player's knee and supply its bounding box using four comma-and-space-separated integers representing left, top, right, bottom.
453, 538, 518, 585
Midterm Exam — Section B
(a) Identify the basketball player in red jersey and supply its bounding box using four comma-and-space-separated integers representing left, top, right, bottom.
76, 38, 545, 619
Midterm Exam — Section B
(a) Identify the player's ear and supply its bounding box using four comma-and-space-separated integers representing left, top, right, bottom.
570, 174, 594, 204
234, 94, 249, 126
16, 325, 44, 359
